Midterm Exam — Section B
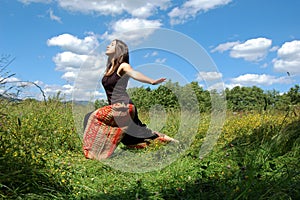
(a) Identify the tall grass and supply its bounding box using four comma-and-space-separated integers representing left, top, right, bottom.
0, 99, 299, 199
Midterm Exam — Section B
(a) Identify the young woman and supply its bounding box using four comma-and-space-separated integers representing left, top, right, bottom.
83, 39, 177, 160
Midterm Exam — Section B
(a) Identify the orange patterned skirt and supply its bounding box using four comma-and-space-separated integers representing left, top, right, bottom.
83, 103, 135, 160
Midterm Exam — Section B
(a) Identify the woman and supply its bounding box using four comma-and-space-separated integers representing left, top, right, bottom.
83, 39, 177, 160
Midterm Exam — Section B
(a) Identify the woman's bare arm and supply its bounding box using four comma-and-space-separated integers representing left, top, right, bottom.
119, 63, 166, 85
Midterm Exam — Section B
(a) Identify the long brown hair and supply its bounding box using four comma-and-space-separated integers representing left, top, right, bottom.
105, 39, 129, 76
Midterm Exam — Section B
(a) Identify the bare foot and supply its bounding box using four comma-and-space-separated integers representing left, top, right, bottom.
153, 131, 179, 143
126, 142, 150, 149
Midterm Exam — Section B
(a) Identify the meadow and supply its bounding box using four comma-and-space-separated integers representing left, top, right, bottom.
0, 98, 299, 199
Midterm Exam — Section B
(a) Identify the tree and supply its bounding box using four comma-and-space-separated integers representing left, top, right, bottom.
226, 86, 265, 112
152, 81, 180, 109
125, 81, 298, 113
287, 84, 300, 105
128, 86, 153, 111
94, 99, 108, 109
264, 89, 280, 110
188, 81, 211, 112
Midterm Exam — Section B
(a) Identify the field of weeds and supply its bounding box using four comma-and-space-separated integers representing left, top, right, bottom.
0, 99, 299, 199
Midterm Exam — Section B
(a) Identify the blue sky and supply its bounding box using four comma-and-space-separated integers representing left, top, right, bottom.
1, 0, 299, 100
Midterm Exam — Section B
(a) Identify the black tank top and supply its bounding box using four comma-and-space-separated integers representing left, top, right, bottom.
102, 70, 158, 143
102, 71, 131, 105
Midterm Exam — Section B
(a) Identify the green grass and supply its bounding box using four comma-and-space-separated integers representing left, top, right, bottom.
0, 99, 299, 199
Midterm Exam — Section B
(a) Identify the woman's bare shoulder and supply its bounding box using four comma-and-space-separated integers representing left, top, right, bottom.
119, 62, 131, 68
118, 63, 132, 76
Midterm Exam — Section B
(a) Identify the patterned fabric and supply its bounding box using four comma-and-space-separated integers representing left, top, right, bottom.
83, 103, 135, 160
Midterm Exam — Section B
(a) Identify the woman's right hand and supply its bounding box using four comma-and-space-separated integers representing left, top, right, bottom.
152, 78, 166, 85
153, 131, 179, 143
119, 63, 167, 85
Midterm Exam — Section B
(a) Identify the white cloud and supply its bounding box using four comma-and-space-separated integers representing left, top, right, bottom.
49, 8, 62, 23
270, 46, 279, 52
230, 74, 291, 86
52, 51, 88, 71
47, 33, 99, 55
130, 3, 156, 18
273, 40, 300, 75
155, 58, 167, 64
211, 41, 240, 53
18, 0, 52, 4
74, 68, 104, 89
197, 71, 223, 81
44, 84, 72, 98
151, 51, 159, 57
20, 0, 171, 18
34, 80, 44, 86
224, 83, 241, 90
0, 76, 20, 84
196, 71, 224, 92
102, 18, 162, 44
230, 38, 272, 62
52, 51, 106, 88
61, 71, 77, 82
169, 0, 232, 25
112, 18, 162, 33
144, 51, 159, 58
130, 1, 170, 18
142, 51, 166, 65
213, 38, 273, 62
207, 82, 225, 91
47, 32, 107, 101
0, 78, 49, 100
44, 83, 104, 101
56, 0, 170, 18
57, 0, 123, 15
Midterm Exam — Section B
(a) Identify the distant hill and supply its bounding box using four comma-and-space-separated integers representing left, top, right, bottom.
71, 100, 92, 106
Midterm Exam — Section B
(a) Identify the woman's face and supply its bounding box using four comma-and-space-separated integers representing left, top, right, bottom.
106, 40, 116, 56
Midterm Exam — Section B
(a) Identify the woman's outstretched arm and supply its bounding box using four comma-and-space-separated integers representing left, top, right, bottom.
118, 63, 166, 85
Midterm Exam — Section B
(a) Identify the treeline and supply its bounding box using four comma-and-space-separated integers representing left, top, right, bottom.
96, 81, 300, 112
225, 84, 300, 112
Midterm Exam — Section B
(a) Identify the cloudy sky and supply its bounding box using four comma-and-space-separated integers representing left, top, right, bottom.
1, 0, 299, 100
